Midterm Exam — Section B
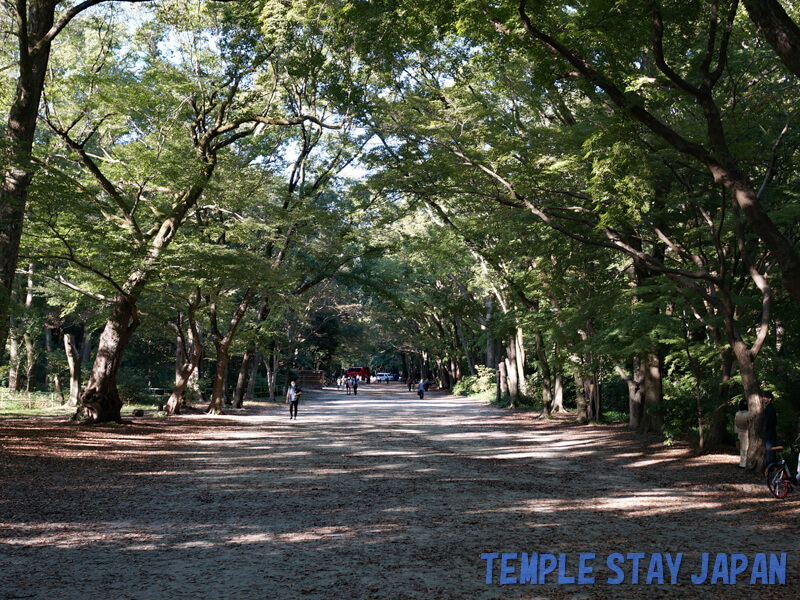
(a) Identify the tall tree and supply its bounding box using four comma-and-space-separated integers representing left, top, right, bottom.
0, 0, 240, 359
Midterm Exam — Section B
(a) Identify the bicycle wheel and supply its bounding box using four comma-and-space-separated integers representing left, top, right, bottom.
766, 464, 791, 499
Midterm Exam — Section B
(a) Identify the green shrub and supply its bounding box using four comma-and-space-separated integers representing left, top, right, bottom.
453, 365, 496, 396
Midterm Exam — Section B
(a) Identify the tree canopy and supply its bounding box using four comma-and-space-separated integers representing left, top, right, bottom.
2, 0, 800, 469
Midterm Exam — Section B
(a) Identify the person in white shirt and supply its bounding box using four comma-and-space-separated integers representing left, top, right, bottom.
734, 399, 750, 468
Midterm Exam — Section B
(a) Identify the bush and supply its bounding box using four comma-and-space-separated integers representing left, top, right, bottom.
453, 365, 496, 396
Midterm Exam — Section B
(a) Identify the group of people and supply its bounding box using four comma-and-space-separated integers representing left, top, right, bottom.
733, 390, 777, 468
335, 375, 359, 395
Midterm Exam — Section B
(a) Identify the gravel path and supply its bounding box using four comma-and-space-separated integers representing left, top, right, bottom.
1, 383, 797, 599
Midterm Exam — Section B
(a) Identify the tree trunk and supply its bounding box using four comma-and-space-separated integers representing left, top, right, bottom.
486, 333, 499, 370
455, 316, 476, 376
616, 358, 644, 430
585, 371, 601, 424
80, 296, 139, 423
574, 365, 588, 423
733, 338, 766, 470
268, 349, 279, 401
631, 356, 646, 430
209, 353, 231, 414
22, 262, 36, 392
742, 0, 800, 91
707, 350, 735, 446
45, 326, 64, 403
233, 348, 253, 408
8, 321, 22, 392
515, 328, 527, 396
64, 333, 82, 408
498, 360, 509, 398
552, 372, 565, 413
167, 293, 203, 415
640, 348, 664, 433
505, 337, 520, 408
534, 330, 552, 416
246, 351, 261, 400
206, 288, 256, 414
24, 331, 37, 392
436, 356, 450, 390
81, 330, 92, 364
0, 3, 55, 358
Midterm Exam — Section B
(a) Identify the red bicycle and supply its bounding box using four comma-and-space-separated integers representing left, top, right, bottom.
765, 435, 800, 499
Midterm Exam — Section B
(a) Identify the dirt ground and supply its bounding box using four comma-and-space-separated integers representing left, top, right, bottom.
1, 383, 798, 600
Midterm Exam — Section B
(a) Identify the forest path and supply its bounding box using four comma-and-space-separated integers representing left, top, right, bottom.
0, 383, 797, 599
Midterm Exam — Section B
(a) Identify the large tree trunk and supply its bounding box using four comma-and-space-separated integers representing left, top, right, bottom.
63, 333, 82, 408
80, 296, 139, 423
79, 175, 212, 422
0, 4, 55, 359
730, 341, 766, 471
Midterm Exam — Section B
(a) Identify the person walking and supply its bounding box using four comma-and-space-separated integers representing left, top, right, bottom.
286, 380, 300, 420
353, 377, 358, 396
763, 390, 777, 465
345, 377, 351, 395
734, 399, 750, 468
417, 378, 425, 400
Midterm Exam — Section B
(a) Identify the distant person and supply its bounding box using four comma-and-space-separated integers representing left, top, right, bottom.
353, 377, 358, 396
763, 390, 777, 465
408, 377, 414, 392
417, 378, 425, 400
345, 378, 351, 395
734, 398, 750, 468
286, 380, 300, 420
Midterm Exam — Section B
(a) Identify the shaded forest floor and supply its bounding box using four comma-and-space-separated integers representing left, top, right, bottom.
1, 384, 797, 600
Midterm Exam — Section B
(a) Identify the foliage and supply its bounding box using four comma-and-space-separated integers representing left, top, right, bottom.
453, 364, 495, 396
